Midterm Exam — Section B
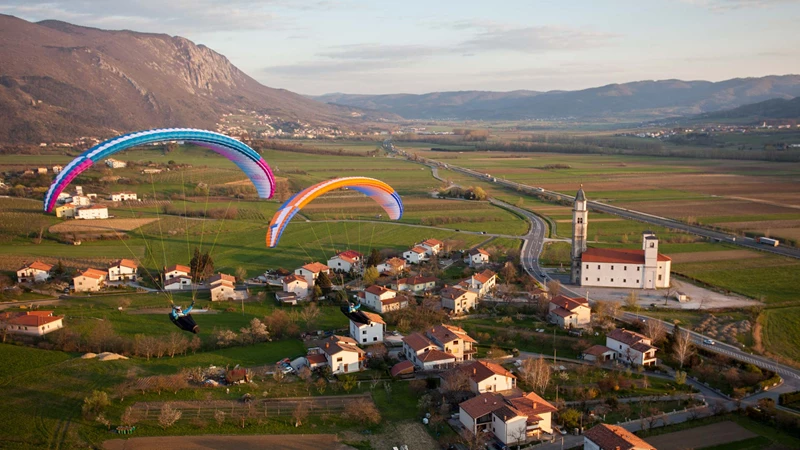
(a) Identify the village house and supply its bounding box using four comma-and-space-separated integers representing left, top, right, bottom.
440, 286, 478, 315
321, 335, 365, 374
460, 269, 497, 298
142, 168, 162, 174
465, 248, 490, 267
427, 324, 477, 363
164, 276, 192, 291
208, 273, 236, 301
582, 345, 617, 363
282, 275, 309, 300
548, 295, 591, 329
52, 165, 62, 174
72, 195, 91, 206
376, 257, 406, 275
391, 275, 438, 294
420, 238, 444, 256
164, 264, 191, 280
402, 246, 429, 264
57, 192, 72, 203
402, 332, 456, 371
459, 391, 557, 446
16, 261, 52, 283
295, 262, 330, 286
345, 309, 385, 345
108, 259, 138, 282
361, 285, 407, 313
304, 352, 328, 370
77, 205, 108, 220
275, 291, 298, 305
327, 250, 362, 273
55, 203, 77, 218
105, 158, 127, 169
583, 423, 655, 450
109, 192, 138, 202
37, 167, 47, 175
606, 329, 658, 366
442, 360, 517, 394
4, 311, 64, 336
73, 268, 107, 292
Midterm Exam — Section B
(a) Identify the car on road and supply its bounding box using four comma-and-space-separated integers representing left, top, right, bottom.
480, 231, 487, 234
703, 339, 715, 345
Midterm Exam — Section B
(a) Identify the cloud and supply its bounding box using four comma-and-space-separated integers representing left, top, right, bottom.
457, 24, 618, 54
678, 0, 795, 10
317, 43, 449, 61
262, 59, 399, 78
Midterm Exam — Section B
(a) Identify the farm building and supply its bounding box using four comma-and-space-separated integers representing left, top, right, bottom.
108, 259, 138, 282
73, 268, 107, 292
72, 195, 91, 206
105, 158, 127, 168
275, 291, 298, 305
582, 345, 616, 363
77, 205, 108, 220
3, 311, 64, 336
210, 280, 235, 301
16, 261, 52, 283
52, 165, 62, 174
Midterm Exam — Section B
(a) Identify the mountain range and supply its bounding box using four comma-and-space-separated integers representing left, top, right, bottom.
696, 96, 800, 121
0, 15, 390, 144
314, 76, 800, 121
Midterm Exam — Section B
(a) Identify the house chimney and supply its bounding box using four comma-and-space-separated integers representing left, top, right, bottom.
325, 343, 329, 348
473, 368, 477, 375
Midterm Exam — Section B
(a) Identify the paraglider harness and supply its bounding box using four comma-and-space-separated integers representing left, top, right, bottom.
169, 301, 199, 334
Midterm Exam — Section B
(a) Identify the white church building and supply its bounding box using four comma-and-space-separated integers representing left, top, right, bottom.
570, 186, 671, 289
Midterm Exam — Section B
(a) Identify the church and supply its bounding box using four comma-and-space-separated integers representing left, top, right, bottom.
569, 186, 671, 289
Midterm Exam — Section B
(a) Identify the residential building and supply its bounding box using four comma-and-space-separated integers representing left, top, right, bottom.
440, 286, 477, 315
465, 248, 490, 267
402, 246, 429, 264
420, 238, 444, 256
210, 279, 235, 301
55, 203, 77, 218
442, 360, 517, 394
460, 269, 497, 298
295, 262, 330, 286
57, 192, 72, 203
361, 285, 406, 313
345, 310, 385, 345
391, 275, 438, 294
548, 295, 591, 329
459, 391, 556, 446
164, 264, 191, 280
376, 257, 406, 275
583, 423, 655, 450
327, 250, 362, 273
275, 291, 298, 305
36, 167, 47, 175
105, 158, 127, 169
4, 311, 64, 336
52, 165, 63, 174
73, 268, 107, 292
17, 261, 52, 283
208, 273, 236, 287
606, 329, 657, 366
164, 276, 192, 291
108, 259, 138, 282
426, 324, 477, 363
402, 332, 456, 371
305, 353, 328, 370
582, 345, 617, 363
109, 192, 138, 202
282, 274, 309, 299
72, 195, 91, 206
321, 335, 365, 374
77, 205, 108, 220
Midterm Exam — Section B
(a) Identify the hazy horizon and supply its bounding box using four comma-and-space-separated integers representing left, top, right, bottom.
3, 0, 799, 96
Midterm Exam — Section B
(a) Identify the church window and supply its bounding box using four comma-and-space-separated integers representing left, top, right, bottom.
624, 266, 627, 271
585, 277, 588, 281
623, 279, 627, 283
597, 265, 600, 269
610, 278, 614, 282
658, 275, 662, 281
586, 264, 589, 269
611, 265, 614, 270
650, 242, 655, 248
637, 267, 640, 272
636, 280, 640, 284
577, 218, 583, 224
597, 278, 600, 282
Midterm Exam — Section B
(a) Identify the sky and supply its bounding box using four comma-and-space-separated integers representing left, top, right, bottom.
2, 0, 799, 95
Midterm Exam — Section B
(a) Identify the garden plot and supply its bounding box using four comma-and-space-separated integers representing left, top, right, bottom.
645, 421, 756, 450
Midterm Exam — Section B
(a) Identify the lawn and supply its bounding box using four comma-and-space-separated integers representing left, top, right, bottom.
760, 307, 800, 364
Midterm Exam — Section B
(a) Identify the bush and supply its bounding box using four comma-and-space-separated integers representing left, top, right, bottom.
779, 390, 800, 406
82, 391, 110, 418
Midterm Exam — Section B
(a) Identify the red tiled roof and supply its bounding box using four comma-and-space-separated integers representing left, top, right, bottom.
77, 268, 107, 280
302, 262, 329, 273
361, 311, 385, 324
403, 332, 435, 352
419, 349, 456, 363
365, 285, 394, 296
321, 335, 363, 356
581, 247, 671, 264
423, 238, 444, 247
306, 353, 327, 365
21, 261, 52, 272
584, 424, 655, 450
608, 328, 650, 347
469, 248, 490, 256
550, 307, 576, 318
164, 276, 191, 286
8, 312, 63, 327
110, 259, 138, 270
473, 269, 496, 284
383, 257, 405, 268
632, 342, 657, 353
459, 393, 506, 419
508, 392, 558, 416
165, 264, 191, 274
407, 246, 427, 254
334, 250, 362, 263
441, 286, 473, 301
209, 273, 236, 285
81, 204, 107, 210
283, 274, 308, 285
395, 276, 438, 286
583, 345, 615, 356
454, 360, 516, 383
211, 280, 234, 289
390, 360, 415, 377
428, 324, 476, 344
550, 294, 588, 312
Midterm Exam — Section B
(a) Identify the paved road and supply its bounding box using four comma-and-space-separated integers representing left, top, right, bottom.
488, 198, 548, 282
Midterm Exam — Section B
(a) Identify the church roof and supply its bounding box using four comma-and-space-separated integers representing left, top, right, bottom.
575, 185, 586, 202
581, 248, 671, 264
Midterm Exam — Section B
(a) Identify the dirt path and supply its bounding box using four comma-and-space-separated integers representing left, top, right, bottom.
645, 421, 756, 450
104, 434, 353, 450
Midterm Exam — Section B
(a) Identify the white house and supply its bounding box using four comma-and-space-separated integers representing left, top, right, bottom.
460, 269, 497, 298
108, 259, 138, 282
584, 423, 655, 450
105, 158, 127, 169
440, 286, 478, 315
582, 345, 617, 363
391, 276, 438, 294
327, 250, 362, 273
548, 295, 591, 329
164, 276, 192, 291
4, 311, 64, 336
402, 246, 429, 264
361, 285, 405, 313
459, 391, 556, 446
52, 165, 63, 174
55, 203, 77, 218
346, 310, 385, 345
322, 335, 365, 374
57, 192, 71, 203
465, 248, 490, 267
72, 195, 91, 206
402, 332, 456, 371
606, 329, 658, 366
77, 205, 108, 220
282, 274, 309, 299
73, 268, 107, 292
420, 238, 444, 256
443, 360, 517, 394
210, 279, 235, 301
164, 264, 191, 280
376, 257, 406, 275
109, 192, 138, 202
426, 324, 477, 363
16, 261, 52, 283
295, 262, 330, 286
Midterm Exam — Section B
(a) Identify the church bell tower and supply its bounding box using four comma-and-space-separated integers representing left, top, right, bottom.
570, 185, 588, 284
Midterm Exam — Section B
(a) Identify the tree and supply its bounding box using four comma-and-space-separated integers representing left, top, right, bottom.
643, 319, 667, 345
663, 283, 676, 305
519, 357, 550, 394
501, 261, 517, 287
189, 336, 202, 354
214, 410, 226, 425
214, 328, 238, 348
559, 408, 581, 430
316, 271, 333, 295
672, 327, 695, 368
235, 267, 248, 284
674, 371, 687, 385
95, 414, 111, 430
292, 402, 309, 427
367, 248, 381, 267
546, 279, 561, 297
120, 407, 139, 427
625, 290, 639, 311
53, 260, 65, 277
315, 378, 327, 395
300, 303, 320, 330
82, 391, 110, 418
273, 364, 286, 383
472, 186, 487, 200
189, 247, 214, 282
363, 266, 379, 286
158, 403, 182, 429
343, 398, 381, 425
341, 374, 358, 393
